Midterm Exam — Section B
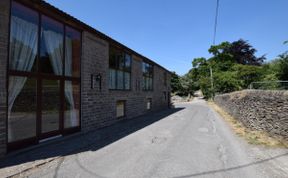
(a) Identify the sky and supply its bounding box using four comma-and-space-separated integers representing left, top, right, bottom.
45, 0, 288, 75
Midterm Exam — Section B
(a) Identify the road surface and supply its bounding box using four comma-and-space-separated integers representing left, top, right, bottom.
24, 98, 288, 178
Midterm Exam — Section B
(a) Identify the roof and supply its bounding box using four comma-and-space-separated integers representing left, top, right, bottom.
32, 0, 171, 74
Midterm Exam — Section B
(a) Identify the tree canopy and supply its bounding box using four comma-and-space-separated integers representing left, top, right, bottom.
171, 39, 286, 99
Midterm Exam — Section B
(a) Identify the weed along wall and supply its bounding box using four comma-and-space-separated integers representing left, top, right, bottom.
214, 90, 288, 141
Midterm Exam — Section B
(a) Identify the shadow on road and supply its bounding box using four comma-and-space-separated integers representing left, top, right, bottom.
0, 107, 184, 171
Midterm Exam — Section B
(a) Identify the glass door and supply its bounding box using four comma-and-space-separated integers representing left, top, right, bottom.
40, 79, 61, 138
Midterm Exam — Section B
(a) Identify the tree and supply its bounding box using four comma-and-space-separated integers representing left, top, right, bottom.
232, 64, 263, 88
208, 39, 266, 66
277, 52, 288, 80
227, 39, 266, 65
170, 72, 182, 93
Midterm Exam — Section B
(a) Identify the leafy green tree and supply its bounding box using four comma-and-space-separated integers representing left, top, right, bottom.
172, 39, 284, 99
209, 39, 265, 66
214, 71, 242, 93
232, 64, 263, 88
170, 72, 182, 93
178, 73, 197, 96
277, 52, 288, 80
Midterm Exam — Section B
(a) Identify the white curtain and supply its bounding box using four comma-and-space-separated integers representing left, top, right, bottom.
42, 30, 63, 75
8, 16, 38, 117
65, 38, 77, 127
8, 16, 38, 141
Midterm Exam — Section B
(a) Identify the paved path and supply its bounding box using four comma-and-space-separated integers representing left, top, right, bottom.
2, 98, 288, 178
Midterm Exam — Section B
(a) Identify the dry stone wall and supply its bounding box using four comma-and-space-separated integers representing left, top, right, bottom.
214, 90, 288, 140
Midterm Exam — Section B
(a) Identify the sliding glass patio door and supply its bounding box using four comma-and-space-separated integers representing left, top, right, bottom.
7, 1, 81, 150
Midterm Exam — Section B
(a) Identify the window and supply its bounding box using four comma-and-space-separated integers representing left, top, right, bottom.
40, 15, 64, 75
142, 62, 153, 90
147, 98, 152, 110
8, 77, 37, 142
116, 101, 125, 118
65, 26, 81, 77
109, 47, 131, 90
9, 1, 38, 72
8, 1, 81, 144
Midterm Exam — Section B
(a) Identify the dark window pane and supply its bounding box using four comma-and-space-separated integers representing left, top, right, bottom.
8, 77, 37, 142
142, 62, 153, 90
65, 26, 81, 77
40, 15, 64, 75
109, 46, 131, 90
124, 72, 130, 90
109, 50, 117, 69
9, 2, 38, 72
117, 71, 124, 89
124, 54, 131, 71
109, 69, 116, 89
64, 81, 80, 128
42, 80, 60, 133
118, 54, 125, 70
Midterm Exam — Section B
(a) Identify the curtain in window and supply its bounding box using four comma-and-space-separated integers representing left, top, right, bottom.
9, 16, 38, 71
63, 38, 78, 127
42, 30, 63, 75
8, 16, 38, 118
65, 81, 78, 127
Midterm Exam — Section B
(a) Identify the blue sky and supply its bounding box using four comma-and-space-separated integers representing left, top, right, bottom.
46, 0, 288, 75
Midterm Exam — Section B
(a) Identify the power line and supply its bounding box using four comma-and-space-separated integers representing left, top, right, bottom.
211, 0, 220, 99
213, 0, 220, 45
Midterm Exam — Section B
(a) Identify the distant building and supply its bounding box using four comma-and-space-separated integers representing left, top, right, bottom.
0, 0, 171, 157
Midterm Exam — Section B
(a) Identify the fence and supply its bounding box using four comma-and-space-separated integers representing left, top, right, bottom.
249, 81, 288, 90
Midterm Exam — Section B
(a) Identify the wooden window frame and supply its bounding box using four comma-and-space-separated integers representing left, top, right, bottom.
142, 61, 153, 91
109, 46, 132, 90
6, 0, 82, 151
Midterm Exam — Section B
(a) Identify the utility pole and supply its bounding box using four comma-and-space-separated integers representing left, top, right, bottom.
210, 66, 214, 98
210, 0, 219, 99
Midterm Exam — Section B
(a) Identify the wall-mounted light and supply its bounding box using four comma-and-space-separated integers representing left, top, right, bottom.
91, 73, 102, 90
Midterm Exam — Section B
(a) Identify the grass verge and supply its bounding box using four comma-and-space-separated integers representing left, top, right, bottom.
208, 101, 288, 148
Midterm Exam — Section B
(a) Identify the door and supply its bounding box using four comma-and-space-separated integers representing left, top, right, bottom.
40, 79, 62, 139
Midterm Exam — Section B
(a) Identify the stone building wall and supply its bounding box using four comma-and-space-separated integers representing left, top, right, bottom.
0, 0, 171, 157
81, 31, 171, 132
0, 0, 9, 157
215, 90, 288, 140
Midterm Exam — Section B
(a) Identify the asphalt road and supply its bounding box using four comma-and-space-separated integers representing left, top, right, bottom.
25, 98, 288, 178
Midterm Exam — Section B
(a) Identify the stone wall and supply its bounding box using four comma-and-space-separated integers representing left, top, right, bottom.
81, 31, 171, 132
0, 0, 9, 157
215, 90, 288, 140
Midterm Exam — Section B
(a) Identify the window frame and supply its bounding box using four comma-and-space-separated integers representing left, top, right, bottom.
7, 0, 82, 151
109, 46, 132, 90
142, 61, 153, 91
116, 100, 126, 118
